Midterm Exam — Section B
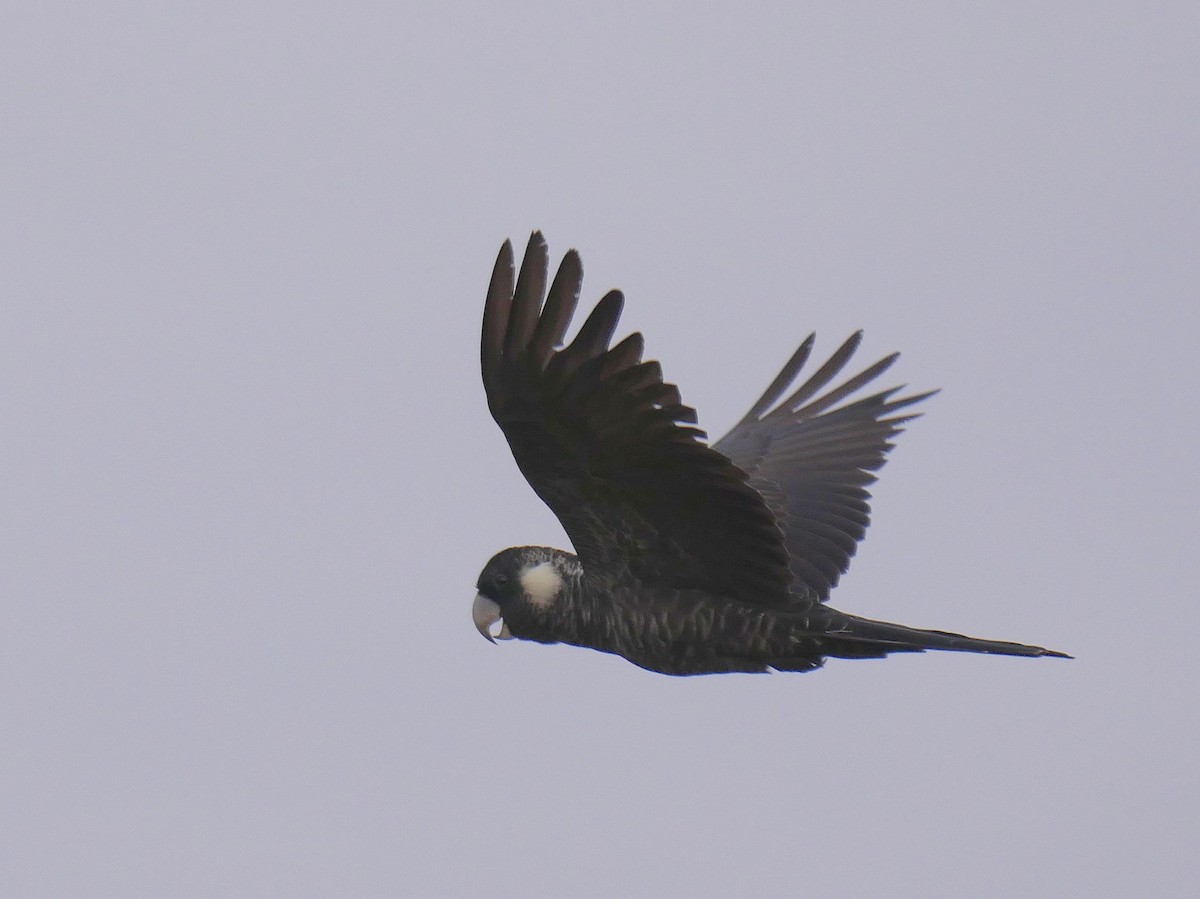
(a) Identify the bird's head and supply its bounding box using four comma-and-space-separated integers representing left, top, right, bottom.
472, 546, 575, 644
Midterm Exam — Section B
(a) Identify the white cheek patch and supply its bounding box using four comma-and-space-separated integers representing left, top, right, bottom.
520, 561, 563, 608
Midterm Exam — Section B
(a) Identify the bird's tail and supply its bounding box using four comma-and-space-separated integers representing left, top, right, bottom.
823, 613, 1071, 660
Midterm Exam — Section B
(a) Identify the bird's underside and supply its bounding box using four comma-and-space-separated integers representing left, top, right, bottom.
615, 598, 1071, 676
603, 593, 1069, 676
472, 233, 1070, 675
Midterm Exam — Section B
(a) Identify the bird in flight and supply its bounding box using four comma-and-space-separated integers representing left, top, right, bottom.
473, 233, 1069, 675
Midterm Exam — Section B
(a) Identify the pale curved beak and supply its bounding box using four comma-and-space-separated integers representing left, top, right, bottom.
472, 593, 513, 643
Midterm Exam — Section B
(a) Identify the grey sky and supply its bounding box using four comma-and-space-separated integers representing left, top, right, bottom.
3, 2, 1197, 896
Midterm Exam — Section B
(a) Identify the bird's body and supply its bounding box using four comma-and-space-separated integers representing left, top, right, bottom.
472, 233, 1068, 676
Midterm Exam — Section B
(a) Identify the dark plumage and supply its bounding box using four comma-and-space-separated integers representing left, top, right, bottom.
472, 233, 1069, 675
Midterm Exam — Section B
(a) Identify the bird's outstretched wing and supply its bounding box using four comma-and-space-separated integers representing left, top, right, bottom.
482, 233, 792, 606
713, 333, 935, 609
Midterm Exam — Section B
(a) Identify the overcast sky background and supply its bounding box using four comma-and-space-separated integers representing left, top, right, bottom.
4, 2, 1197, 896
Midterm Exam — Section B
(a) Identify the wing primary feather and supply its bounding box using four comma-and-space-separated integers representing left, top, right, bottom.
788, 354, 900, 419
602, 332, 646, 377
778, 331, 864, 411
505, 232, 548, 359
481, 239, 515, 393
734, 334, 816, 427
529, 249, 583, 369
554, 290, 625, 377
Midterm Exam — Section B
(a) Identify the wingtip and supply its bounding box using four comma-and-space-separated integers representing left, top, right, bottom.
496, 237, 514, 266
589, 288, 625, 326
519, 232, 549, 274
488, 239, 516, 294
842, 330, 865, 353
509, 232, 546, 276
